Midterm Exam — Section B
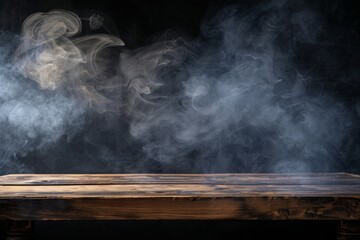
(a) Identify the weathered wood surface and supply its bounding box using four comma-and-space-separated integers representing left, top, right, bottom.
0, 173, 359, 220
1, 173, 359, 185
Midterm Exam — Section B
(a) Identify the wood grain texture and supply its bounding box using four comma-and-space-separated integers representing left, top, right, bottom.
1, 173, 358, 185
0, 173, 359, 221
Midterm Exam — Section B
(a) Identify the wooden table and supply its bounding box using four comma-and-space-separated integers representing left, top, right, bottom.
0, 173, 359, 239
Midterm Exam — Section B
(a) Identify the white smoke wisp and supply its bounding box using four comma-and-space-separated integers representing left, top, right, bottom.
15, 10, 125, 111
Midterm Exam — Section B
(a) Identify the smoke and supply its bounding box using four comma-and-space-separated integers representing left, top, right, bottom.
15, 10, 124, 111
0, 31, 85, 173
0, 0, 359, 173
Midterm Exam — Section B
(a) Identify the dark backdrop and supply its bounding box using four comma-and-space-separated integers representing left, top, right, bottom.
0, 0, 360, 239
1, 0, 360, 174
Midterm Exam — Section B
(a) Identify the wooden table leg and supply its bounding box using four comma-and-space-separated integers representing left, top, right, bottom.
338, 221, 360, 240
6, 220, 32, 240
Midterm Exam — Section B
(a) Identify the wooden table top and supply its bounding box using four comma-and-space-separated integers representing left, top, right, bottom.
0, 173, 359, 220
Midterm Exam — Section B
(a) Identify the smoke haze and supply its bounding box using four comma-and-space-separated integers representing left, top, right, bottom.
0, 0, 359, 174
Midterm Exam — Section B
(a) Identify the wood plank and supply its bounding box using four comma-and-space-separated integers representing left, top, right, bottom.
0, 184, 360, 198
0, 197, 359, 220
0, 173, 358, 186
0, 173, 359, 221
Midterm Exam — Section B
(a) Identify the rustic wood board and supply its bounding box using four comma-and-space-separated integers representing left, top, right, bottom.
0, 173, 359, 221
1, 173, 359, 185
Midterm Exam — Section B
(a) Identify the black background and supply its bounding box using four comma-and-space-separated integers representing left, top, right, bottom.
1, 0, 360, 239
